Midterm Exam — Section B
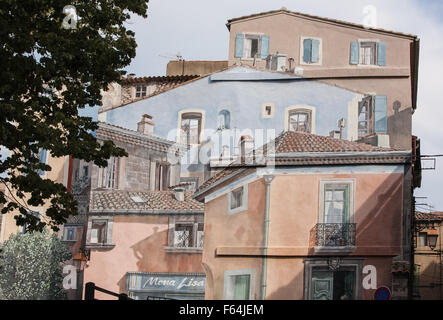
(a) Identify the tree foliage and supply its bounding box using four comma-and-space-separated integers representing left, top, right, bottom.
0, 1, 148, 231
0, 231, 72, 300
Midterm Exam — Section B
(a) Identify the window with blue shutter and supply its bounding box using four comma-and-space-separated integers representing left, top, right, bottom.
377, 42, 387, 66
303, 38, 312, 63
235, 34, 244, 58
374, 95, 387, 133
260, 35, 270, 59
350, 42, 360, 65
311, 39, 320, 63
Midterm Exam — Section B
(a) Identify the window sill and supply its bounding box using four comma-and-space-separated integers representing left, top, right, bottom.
164, 246, 203, 254
314, 246, 356, 253
86, 243, 116, 250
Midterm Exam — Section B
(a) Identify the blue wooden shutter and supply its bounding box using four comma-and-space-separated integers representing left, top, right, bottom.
260, 35, 270, 59
235, 34, 244, 58
303, 39, 312, 63
311, 39, 320, 63
38, 148, 47, 175
350, 42, 360, 65
374, 95, 387, 133
377, 42, 387, 66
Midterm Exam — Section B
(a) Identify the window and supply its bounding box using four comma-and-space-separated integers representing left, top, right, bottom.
180, 112, 202, 145
358, 96, 373, 138
155, 162, 170, 191
301, 38, 321, 64
98, 157, 118, 189
224, 269, 255, 300
288, 110, 311, 133
83, 165, 89, 178
173, 223, 204, 248
36, 148, 47, 175
262, 103, 274, 118
227, 185, 248, 215
317, 180, 356, 249
90, 220, 107, 244
217, 110, 231, 130
418, 232, 427, 247
324, 184, 350, 224
357, 95, 387, 137
230, 187, 243, 210
63, 225, 77, 242
234, 34, 270, 60
135, 86, 147, 98
21, 211, 40, 234
350, 41, 386, 66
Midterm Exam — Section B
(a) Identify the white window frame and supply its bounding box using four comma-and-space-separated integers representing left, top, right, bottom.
240, 32, 265, 60
300, 37, 323, 66
223, 268, 256, 300
284, 105, 316, 134
63, 225, 78, 242
262, 103, 275, 119
227, 184, 248, 215
135, 85, 147, 98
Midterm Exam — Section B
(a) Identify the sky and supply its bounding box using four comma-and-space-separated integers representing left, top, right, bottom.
122, 0, 443, 211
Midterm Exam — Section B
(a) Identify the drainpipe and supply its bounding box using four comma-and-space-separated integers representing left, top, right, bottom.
261, 175, 274, 300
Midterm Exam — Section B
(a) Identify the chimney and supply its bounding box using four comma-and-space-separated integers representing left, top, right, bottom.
239, 135, 254, 164
173, 187, 185, 201
137, 114, 154, 135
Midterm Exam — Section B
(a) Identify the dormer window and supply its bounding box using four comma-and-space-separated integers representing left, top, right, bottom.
135, 85, 147, 98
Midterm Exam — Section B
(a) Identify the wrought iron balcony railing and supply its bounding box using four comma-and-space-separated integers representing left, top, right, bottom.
315, 223, 356, 247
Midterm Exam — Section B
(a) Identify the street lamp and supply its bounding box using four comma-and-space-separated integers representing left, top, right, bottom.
427, 229, 439, 250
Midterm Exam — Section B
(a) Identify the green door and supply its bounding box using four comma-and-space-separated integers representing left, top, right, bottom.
311, 271, 333, 300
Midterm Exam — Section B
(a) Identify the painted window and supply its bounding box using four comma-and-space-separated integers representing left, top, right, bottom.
358, 95, 387, 137
350, 41, 386, 66
180, 112, 202, 145
230, 187, 244, 210
135, 85, 147, 98
288, 109, 311, 133
173, 223, 204, 248
90, 220, 107, 244
21, 210, 40, 234
155, 162, 170, 191
224, 269, 255, 300
323, 184, 350, 224
227, 185, 248, 215
37, 148, 47, 176
218, 110, 231, 130
98, 156, 118, 189
63, 225, 77, 242
302, 38, 321, 64
235, 34, 270, 59
262, 103, 274, 118
418, 232, 427, 247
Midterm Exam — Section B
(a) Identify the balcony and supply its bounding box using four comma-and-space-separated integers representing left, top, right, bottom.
314, 223, 356, 253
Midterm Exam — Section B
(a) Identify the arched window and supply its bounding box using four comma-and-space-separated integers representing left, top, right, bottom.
218, 110, 231, 130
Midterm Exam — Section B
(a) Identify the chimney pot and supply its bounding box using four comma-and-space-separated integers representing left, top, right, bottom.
173, 187, 185, 201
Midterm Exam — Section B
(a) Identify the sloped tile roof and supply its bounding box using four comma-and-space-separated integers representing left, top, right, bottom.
226, 8, 418, 39
89, 190, 204, 213
96, 122, 187, 155
415, 211, 443, 221
195, 131, 410, 197
121, 75, 199, 85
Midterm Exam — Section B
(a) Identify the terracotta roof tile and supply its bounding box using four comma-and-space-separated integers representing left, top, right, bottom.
89, 190, 204, 213
415, 211, 443, 221
195, 131, 410, 197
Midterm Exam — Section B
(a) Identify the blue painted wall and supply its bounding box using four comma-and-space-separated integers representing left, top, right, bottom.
105, 68, 358, 173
